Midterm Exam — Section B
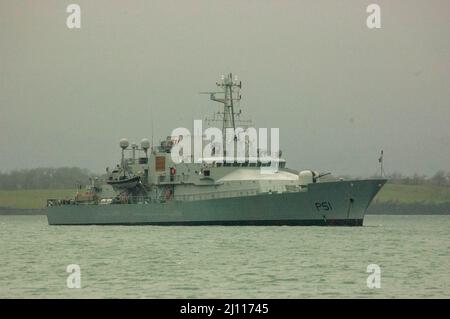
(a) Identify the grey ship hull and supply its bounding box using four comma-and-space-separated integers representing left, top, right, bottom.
47, 179, 386, 226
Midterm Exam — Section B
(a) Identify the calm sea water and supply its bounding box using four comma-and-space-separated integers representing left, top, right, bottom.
0, 215, 448, 298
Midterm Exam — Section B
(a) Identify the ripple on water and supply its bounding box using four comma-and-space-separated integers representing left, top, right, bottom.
0, 215, 449, 298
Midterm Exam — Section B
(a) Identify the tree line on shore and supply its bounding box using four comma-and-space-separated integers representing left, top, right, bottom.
0, 167, 97, 190
383, 170, 450, 187
0, 167, 449, 190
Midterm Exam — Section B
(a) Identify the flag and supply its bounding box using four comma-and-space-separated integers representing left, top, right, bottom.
378, 150, 383, 163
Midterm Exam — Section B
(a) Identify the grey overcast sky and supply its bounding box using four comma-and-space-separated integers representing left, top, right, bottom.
0, 0, 449, 176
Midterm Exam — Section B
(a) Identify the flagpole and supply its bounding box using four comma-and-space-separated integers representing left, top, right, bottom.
379, 150, 384, 177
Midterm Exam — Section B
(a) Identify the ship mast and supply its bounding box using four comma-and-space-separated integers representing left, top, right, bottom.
209, 73, 242, 135
200, 73, 248, 159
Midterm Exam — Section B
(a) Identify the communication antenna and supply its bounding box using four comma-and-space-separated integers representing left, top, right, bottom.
151, 114, 154, 151
119, 138, 129, 177
140, 138, 150, 157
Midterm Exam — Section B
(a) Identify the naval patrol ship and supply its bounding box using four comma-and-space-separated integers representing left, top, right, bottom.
47, 74, 386, 226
